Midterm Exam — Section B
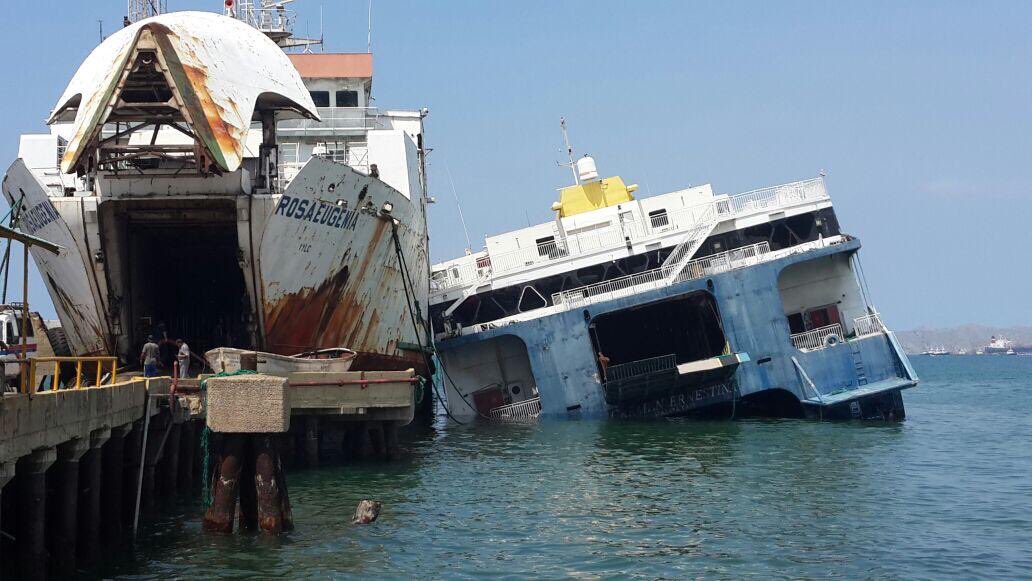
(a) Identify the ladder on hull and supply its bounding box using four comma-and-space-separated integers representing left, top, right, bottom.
850, 340, 868, 386
661, 203, 720, 283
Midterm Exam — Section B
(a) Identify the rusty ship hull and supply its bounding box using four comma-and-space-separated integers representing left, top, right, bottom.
2, 11, 431, 376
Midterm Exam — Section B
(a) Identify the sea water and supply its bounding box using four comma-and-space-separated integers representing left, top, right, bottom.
95, 356, 1032, 578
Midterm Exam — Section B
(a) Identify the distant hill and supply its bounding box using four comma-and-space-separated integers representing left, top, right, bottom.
896, 325, 1032, 354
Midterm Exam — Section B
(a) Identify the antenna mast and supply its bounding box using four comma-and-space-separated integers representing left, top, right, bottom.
445, 164, 473, 255
559, 117, 579, 185
367, 0, 373, 53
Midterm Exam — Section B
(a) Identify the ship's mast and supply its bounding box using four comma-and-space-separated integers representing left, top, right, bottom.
559, 117, 580, 185
225, 0, 323, 50
127, 0, 166, 23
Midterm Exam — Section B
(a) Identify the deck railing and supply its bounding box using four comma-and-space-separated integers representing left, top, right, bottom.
488, 396, 542, 420
790, 324, 845, 351
718, 177, 827, 216
552, 242, 771, 310
437, 177, 828, 284
605, 354, 678, 382
853, 312, 886, 338
430, 260, 492, 293
278, 107, 384, 134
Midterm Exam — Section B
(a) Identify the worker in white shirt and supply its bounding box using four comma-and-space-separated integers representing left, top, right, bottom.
176, 338, 191, 378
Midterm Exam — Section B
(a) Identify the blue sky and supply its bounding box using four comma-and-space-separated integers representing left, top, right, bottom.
1, 1, 1030, 330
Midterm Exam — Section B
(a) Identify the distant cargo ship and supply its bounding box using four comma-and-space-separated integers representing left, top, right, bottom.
982, 336, 1031, 355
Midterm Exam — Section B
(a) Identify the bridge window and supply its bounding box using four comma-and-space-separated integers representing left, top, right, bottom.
649, 209, 669, 228
309, 90, 330, 107
335, 90, 358, 107
535, 236, 566, 259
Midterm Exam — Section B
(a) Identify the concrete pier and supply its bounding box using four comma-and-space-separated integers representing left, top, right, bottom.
0, 377, 183, 578
0, 368, 419, 576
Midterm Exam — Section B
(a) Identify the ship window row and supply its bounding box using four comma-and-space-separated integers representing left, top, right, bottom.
308, 90, 359, 108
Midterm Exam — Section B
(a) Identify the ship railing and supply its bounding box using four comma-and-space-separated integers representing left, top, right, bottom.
277, 149, 371, 191
488, 236, 570, 274
234, 3, 297, 34
488, 396, 542, 421
718, 177, 828, 216
430, 259, 491, 293
672, 241, 770, 283
605, 354, 677, 383
791, 323, 845, 352
483, 177, 827, 278
552, 242, 771, 310
852, 312, 886, 338
278, 107, 385, 134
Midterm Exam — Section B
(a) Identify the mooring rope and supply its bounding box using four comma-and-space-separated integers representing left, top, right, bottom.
198, 368, 258, 507
388, 222, 491, 423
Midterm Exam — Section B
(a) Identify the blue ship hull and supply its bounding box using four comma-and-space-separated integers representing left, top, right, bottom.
437, 238, 917, 421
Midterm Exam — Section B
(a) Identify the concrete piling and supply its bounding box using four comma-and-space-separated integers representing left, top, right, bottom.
121, 421, 143, 526
102, 425, 130, 537
162, 423, 182, 496
53, 439, 88, 577
143, 416, 169, 510
238, 444, 258, 532
0, 461, 16, 573
178, 420, 196, 492
350, 424, 374, 460
16, 447, 56, 579
384, 422, 402, 461
304, 416, 320, 468
77, 428, 109, 566
368, 422, 387, 458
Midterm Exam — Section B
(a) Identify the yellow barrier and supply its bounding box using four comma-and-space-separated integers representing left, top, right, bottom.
25, 356, 119, 394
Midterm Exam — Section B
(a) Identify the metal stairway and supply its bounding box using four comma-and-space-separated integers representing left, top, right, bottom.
850, 341, 868, 386
660, 203, 720, 283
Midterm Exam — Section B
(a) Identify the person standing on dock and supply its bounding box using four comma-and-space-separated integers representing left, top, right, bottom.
140, 335, 160, 377
176, 338, 191, 378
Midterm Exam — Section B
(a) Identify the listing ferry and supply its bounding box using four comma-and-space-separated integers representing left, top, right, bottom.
429, 128, 917, 421
2, 2, 431, 375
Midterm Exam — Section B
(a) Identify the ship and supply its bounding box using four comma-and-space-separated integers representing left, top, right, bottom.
429, 125, 917, 421
1, 2, 431, 377
981, 336, 1031, 355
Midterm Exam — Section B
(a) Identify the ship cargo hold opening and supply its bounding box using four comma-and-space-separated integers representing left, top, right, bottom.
102, 198, 255, 358
590, 291, 726, 367
590, 291, 740, 411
